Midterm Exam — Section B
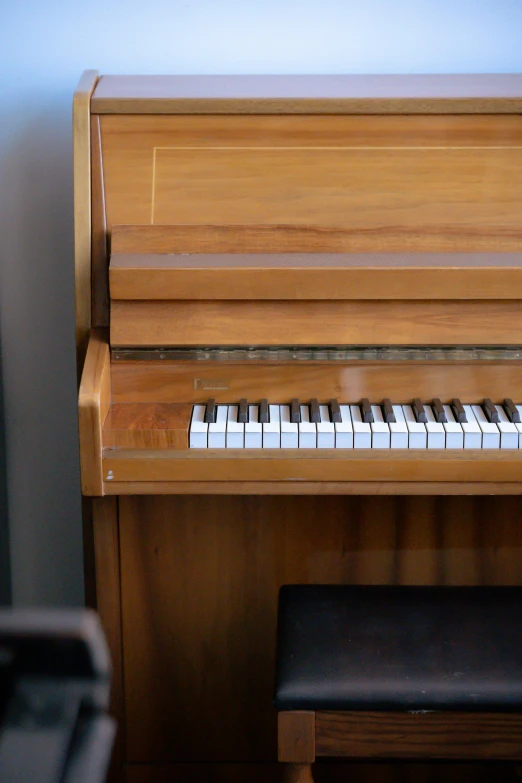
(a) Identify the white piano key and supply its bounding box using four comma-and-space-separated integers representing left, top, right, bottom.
263, 404, 281, 448
335, 405, 353, 448
280, 405, 299, 448
495, 404, 519, 450
402, 405, 427, 449
462, 405, 482, 449
442, 404, 463, 449
317, 405, 335, 448
245, 405, 262, 448
370, 405, 390, 449
226, 405, 244, 448
424, 404, 445, 449
350, 405, 371, 449
471, 404, 500, 449
208, 405, 228, 448
390, 405, 408, 449
189, 404, 208, 448
299, 405, 317, 448
516, 406, 522, 447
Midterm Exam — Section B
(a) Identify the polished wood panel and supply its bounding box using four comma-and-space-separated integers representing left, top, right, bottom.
111, 300, 522, 347
119, 495, 522, 764
315, 711, 522, 759
103, 403, 191, 449
110, 222, 522, 256
91, 115, 109, 327
103, 481, 522, 496
91, 74, 522, 114
73, 69, 98, 371
100, 114, 522, 251
78, 329, 110, 495
92, 497, 123, 782
102, 449, 522, 486
109, 252, 522, 301
110, 360, 522, 405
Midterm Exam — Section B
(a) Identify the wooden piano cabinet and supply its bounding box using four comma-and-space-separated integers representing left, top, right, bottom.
113, 494, 522, 781
75, 74, 522, 783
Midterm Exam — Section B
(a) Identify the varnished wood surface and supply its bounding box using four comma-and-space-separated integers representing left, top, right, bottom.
110, 299, 522, 347
91, 74, 522, 114
73, 70, 98, 372
278, 712, 315, 762
78, 329, 111, 495
102, 449, 522, 487
109, 252, 522, 301
103, 403, 191, 449
315, 711, 522, 759
103, 481, 522, 496
100, 115, 522, 251
110, 360, 522, 405
91, 115, 109, 327
110, 222, 522, 256
92, 497, 123, 781
119, 494, 522, 765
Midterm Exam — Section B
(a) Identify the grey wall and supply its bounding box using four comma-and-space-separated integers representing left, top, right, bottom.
1, 0, 522, 606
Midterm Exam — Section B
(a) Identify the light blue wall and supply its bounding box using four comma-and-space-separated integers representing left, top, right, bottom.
1, 0, 522, 606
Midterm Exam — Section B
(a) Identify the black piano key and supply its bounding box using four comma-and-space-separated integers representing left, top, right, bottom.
412, 398, 427, 423
204, 398, 217, 424
451, 398, 467, 423
504, 398, 521, 423
361, 398, 373, 423
290, 398, 301, 424
310, 399, 321, 423
432, 398, 447, 424
238, 398, 249, 424
483, 398, 499, 423
259, 399, 270, 424
329, 399, 342, 423
382, 398, 395, 423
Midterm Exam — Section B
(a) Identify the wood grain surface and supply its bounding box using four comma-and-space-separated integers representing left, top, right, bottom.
119, 494, 522, 765
78, 329, 110, 495
99, 114, 522, 251
110, 299, 522, 347
110, 360, 522, 405
103, 403, 191, 449
109, 252, 522, 301
73, 69, 98, 371
102, 448, 522, 486
91, 74, 522, 114
315, 711, 522, 759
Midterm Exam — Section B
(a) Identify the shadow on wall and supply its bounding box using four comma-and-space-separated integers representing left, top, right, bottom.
0, 93, 84, 606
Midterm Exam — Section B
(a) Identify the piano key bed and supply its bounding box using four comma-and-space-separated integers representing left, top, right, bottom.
190, 399, 522, 450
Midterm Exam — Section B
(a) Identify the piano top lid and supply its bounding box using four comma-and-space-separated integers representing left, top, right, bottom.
91, 74, 522, 115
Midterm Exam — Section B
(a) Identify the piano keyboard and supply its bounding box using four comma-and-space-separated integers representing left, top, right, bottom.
189, 398, 522, 450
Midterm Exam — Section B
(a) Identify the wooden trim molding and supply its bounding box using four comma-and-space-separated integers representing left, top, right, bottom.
73, 69, 98, 376
91, 74, 522, 115
79, 329, 111, 496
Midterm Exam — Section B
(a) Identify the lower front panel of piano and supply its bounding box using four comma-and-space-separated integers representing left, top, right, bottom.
113, 493, 522, 782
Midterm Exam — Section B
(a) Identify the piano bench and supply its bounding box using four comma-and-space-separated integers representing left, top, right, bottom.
274, 585, 522, 783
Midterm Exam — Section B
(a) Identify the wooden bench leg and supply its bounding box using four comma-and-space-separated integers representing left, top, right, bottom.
282, 763, 314, 783
278, 711, 316, 783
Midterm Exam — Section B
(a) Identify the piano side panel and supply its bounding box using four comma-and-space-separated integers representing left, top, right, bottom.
99, 114, 522, 251
119, 494, 522, 765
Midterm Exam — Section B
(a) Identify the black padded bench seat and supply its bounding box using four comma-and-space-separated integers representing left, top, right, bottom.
275, 585, 522, 712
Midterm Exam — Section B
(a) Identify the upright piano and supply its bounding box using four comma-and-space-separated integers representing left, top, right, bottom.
75, 73, 522, 782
